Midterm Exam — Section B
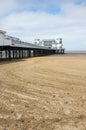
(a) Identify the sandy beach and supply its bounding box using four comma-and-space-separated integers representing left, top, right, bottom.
0, 55, 86, 130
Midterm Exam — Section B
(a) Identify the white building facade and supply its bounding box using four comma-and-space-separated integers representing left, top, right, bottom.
34, 38, 63, 50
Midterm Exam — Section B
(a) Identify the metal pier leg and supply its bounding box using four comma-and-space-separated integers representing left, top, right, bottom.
41, 50, 43, 56
24, 50, 25, 58
35, 50, 37, 56
37, 50, 39, 56
22, 50, 23, 58
27, 50, 29, 57
0, 47, 3, 59
15, 50, 17, 58
26, 50, 27, 57
5, 50, 8, 59
33, 50, 35, 57
29, 50, 31, 57
62, 49, 64, 54
23, 50, 25, 58
19, 50, 21, 58
8, 48, 11, 60
13, 50, 15, 59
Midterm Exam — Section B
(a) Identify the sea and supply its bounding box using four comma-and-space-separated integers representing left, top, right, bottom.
65, 50, 86, 56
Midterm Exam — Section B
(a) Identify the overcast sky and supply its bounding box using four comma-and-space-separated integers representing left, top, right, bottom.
0, 0, 86, 50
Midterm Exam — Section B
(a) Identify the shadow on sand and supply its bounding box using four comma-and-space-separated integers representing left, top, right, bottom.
0, 58, 28, 65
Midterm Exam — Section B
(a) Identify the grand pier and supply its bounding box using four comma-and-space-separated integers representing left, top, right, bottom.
0, 30, 65, 60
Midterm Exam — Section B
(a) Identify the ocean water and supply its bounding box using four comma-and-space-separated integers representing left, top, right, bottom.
50, 50, 86, 57
65, 50, 86, 56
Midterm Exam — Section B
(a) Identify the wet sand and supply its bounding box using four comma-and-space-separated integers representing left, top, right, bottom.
0, 56, 86, 130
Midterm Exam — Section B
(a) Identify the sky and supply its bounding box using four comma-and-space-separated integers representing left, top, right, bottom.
0, 0, 86, 50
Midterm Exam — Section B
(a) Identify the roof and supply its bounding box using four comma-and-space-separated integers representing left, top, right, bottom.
0, 30, 6, 34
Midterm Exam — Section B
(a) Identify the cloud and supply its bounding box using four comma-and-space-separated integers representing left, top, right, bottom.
0, 0, 86, 50
0, 0, 16, 16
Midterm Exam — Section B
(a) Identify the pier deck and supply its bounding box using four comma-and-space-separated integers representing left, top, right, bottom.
0, 45, 64, 60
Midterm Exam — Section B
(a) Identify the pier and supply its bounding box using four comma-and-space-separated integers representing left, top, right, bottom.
0, 30, 65, 60
0, 45, 64, 60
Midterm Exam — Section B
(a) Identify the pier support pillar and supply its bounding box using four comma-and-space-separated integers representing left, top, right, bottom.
29, 50, 31, 57
8, 48, 11, 60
